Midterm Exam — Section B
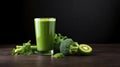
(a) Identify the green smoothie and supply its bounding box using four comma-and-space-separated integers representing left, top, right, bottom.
34, 18, 56, 55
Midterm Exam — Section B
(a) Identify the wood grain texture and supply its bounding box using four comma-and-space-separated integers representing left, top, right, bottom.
0, 44, 120, 67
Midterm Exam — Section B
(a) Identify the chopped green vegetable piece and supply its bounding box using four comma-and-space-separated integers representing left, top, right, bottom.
69, 42, 79, 55
52, 53, 64, 59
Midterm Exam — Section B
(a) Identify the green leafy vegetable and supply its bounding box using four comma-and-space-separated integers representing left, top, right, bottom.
53, 33, 68, 53
11, 40, 37, 55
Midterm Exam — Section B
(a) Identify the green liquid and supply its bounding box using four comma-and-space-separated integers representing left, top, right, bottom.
34, 18, 56, 55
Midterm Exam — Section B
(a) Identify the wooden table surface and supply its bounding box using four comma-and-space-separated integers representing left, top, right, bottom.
0, 44, 120, 67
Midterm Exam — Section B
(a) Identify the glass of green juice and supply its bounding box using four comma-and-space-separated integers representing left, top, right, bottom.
34, 18, 56, 55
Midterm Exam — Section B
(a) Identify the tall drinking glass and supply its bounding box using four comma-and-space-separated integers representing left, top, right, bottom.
34, 18, 56, 55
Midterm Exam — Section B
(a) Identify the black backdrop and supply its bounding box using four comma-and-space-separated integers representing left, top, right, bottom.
1, 0, 120, 44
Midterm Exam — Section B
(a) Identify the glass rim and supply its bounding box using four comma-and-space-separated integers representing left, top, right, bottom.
34, 18, 56, 22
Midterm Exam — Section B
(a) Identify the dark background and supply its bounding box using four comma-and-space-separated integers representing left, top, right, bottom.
0, 0, 120, 44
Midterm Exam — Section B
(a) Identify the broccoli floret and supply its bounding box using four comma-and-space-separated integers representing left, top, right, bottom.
60, 39, 79, 55
52, 53, 64, 59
